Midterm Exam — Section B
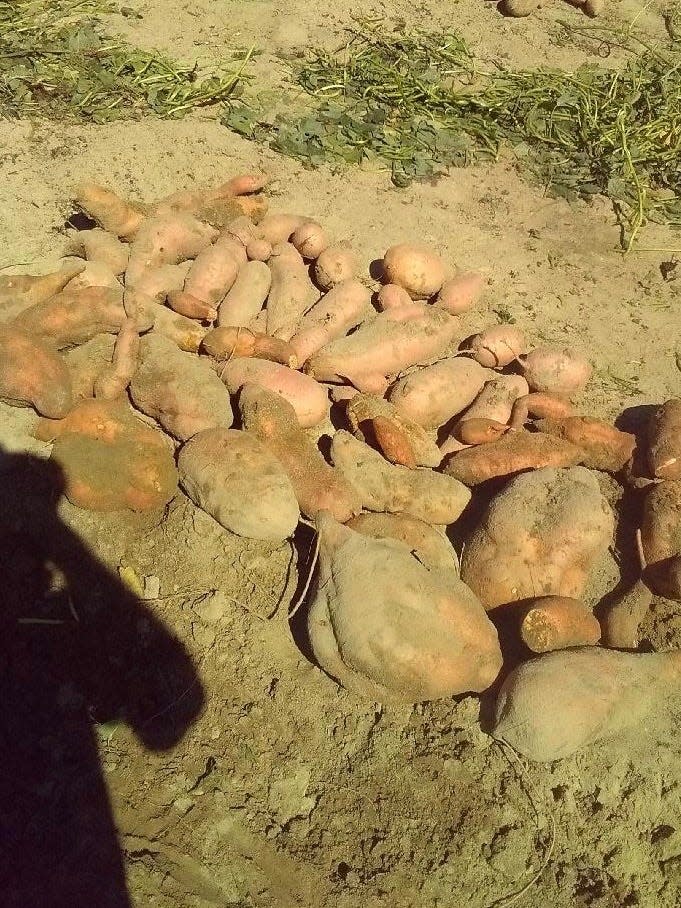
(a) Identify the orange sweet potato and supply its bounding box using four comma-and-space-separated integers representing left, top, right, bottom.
74, 182, 146, 237
288, 280, 372, 365
535, 415, 635, 473
202, 326, 297, 367
346, 393, 441, 468
346, 512, 460, 573
125, 213, 218, 287
166, 290, 217, 321
519, 596, 601, 653
0, 325, 73, 418
93, 317, 140, 401
387, 358, 491, 429
0, 262, 86, 323
522, 391, 576, 420
146, 301, 207, 353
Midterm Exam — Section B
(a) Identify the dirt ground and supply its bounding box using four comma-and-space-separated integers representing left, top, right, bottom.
2, 1, 681, 906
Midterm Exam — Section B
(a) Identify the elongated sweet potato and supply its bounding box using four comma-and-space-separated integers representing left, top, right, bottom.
0, 261, 86, 323
74, 182, 146, 237
346, 512, 460, 573
202, 326, 297, 367
387, 358, 492, 429
218, 357, 328, 428
647, 399, 681, 481
307, 512, 501, 704
178, 428, 299, 542
218, 260, 272, 327
640, 480, 681, 601
266, 242, 318, 340
257, 213, 307, 245
535, 415, 635, 473
522, 391, 576, 420
93, 317, 140, 400
443, 429, 583, 485
126, 213, 218, 287
238, 384, 361, 522
166, 290, 217, 321
0, 325, 73, 418
376, 284, 415, 312
130, 334, 233, 440
306, 303, 459, 394
460, 466, 614, 609
331, 430, 470, 524
289, 280, 372, 366
146, 301, 207, 353
346, 393, 441, 468
178, 236, 242, 314
601, 579, 653, 650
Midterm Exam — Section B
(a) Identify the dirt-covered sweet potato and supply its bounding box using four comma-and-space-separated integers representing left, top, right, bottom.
130, 334, 233, 440
218, 357, 328, 428
65, 260, 122, 292
0, 261, 85, 322
381, 243, 445, 300
307, 512, 502, 704
492, 648, 681, 762
314, 244, 357, 292
433, 272, 484, 315
387, 358, 492, 429
238, 384, 361, 523
290, 221, 329, 260
180, 234, 244, 312
346, 393, 441, 468
62, 335, 116, 400
178, 428, 299, 542
131, 262, 191, 302
519, 596, 601, 653
67, 227, 130, 275
534, 415, 635, 473
125, 213, 218, 287
346, 512, 459, 574
443, 429, 583, 485
647, 399, 681, 481
146, 301, 207, 353
0, 325, 73, 418
331, 430, 470, 524
460, 466, 614, 609
257, 213, 307, 245
217, 260, 272, 327
42, 397, 177, 511
266, 242, 319, 340
289, 280, 372, 365
640, 480, 681, 601
467, 325, 526, 368
306, 303, 459, 394
522, 346, 592, 397
74, 182, 145, 238
93, 317, 140, 401
202, 326, 297, 367
456, 375, 529, 426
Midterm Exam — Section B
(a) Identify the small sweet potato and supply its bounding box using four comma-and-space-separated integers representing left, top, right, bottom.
67, 228, 129, 275
166, 290, 217, 321
331, 430, 470, 524
202, 326, 297, 367
288, 280, 372, 365
346, 393, 441, 468
130, 334, 233, 440
218, 260, 272, 328
238, 383, 361, 522
131, 262, 191, 302
433, 272, 484, 315
467, 325, 526, 368
65, 260, 121, 291
522, 391, 576, 420
381, 243, 445, 300
218, 357, 328, 428
178, 428, 299, 542
647, 399, 681, 481
454, 418, 508, 446
460, 466, 614, 609
443, 429, 584, 485
535, 416, 635, 473
457, 375, 529, 426
346, 512, 460, 574
307, 511, 502, 704
266, 242, 318, 340
522, 346, 592, 397
601, 579, 653, 650
0, 261, 86, 323
640, 479, 681, 601
93, 317, 140, 401
0, 325, 73, 418
74, 182, 145, 238
246, 238, 272, 262
519, 596, 601, 653
387, 358, 491, 429
314, 244, 357, 291
290, 221, 329, 260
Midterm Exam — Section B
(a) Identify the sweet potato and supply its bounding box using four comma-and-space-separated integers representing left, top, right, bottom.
601, 580, 653, 650
460, 466, 614, 609
12, 286, 153, 349
155, 174, 267, 212
376, 284, 415, 312
178, 428, 299, 542
65, 259, 122, 291
130, 262, 191, 302
288, 280, 372, 365
202, 326, 297, 367
306, 303, 459, 394
346, 512, 460, 574
519, 596, 601, 653
331, 430, 470, 524
62, 335, 116, 401
246, 238, 272, 262
454, 418, 508, 446
125, 213, 218, 287
434, 272, 484, 315
45, 398, 177, 511
217, 357, 328, 428
152, 175, 268, 224
387, 358, 491, 429
535, 416, 635, 473
258, 213, 307, 245
640, 480, 681, 601
223, 215, 260, 248
0, 261, 86, 323
74, 182, 145, 238
346, 393, 441, 468
238, 384, 361, 522
381, 243, 445, 300
93, 317, 140, 400
130, 334, 233, 440
178, 236, 243, 314
467, 325, 526, 368
314, 244, 357, 291
166, 290, 217, 321
444, 429, 584, 485
146, 301, 207, 353
647, 399, 681, 481
266, 242, 318, 340
0, 325, 73, 418
290, 221, 329, 260
217, 260, 272, 328
456, 375, 529, 426
522, 391, 576, 420
522, 346, 592, 397
492, 648, 681, 761
67, 228, 129, 275
306, 511, 502, 704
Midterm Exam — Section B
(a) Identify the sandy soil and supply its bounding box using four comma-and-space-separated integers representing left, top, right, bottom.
1, 1, 681, 906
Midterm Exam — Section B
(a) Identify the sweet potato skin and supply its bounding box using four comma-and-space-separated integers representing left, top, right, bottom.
640, 480, 681, 601
387, 358, 491, 429
519, 596, 601, 653
289, 280, 372, 365
647, 399, 681, 481
217, 260, 272, 328
0, 262, 86, 322
346, 393, 441, 468
0, 325, 73, 418
266, 242, 318, 340
535, 416, 635, 473
346, 512, 459, 573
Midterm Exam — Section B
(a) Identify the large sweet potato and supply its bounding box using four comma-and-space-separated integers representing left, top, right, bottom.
0, 325, 73, 418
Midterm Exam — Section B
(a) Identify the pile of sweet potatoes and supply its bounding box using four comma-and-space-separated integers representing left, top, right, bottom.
2, 172, 679, 762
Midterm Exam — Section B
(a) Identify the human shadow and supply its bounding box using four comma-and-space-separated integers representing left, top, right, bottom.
0, 445, 205, 907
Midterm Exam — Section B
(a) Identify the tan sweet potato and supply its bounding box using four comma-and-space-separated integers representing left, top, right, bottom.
601, 579, 653, 650
467, 325, 526, 368
0, 325, 73, 418
65, 260, 121, 291
522, 391, 576, 420
331, 430, 470, 524
640, 480, 681, 601
152, 174, 268, 225
217, 260, 272, 328
535, 416, 635, 473
443, 429, 584, 485
130, 262, 191, 302
456, 375, 529, 426
146, 301, 207, 353
67, 228, 129, 275
346, 393, 441, 468
376, 284, 415, 312
314, 244, 357, 291
258, 213, 308, 245
179, 236, 243, 312
460, 466, 614, 609
519, 596, 601, 653
306, 303, 459, 394
387, 358, 491, 429
178, 428, 299, 542
166, 290, 217, 321
93, 317, 140, 401
217, 357, 328, 428
266, 242, 318, 340
126, 213, 218, 287
288, 280, 372, 365
202, 326, 297, 367
346, 512, 460, 573
74, 182, 145, 238
290, 221, 329, 260
522, 346, 592, 397
381, 243, 445, 300
45, 397, 177, 511
307, 512, 502, 704
647, 399, 681, 481
0, 261, 86, 323
62, 335, 116, 401
238, 384, 361, 522
130, 334, 233, 440
246, 238, 272, 262
433, 272, 484, 315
